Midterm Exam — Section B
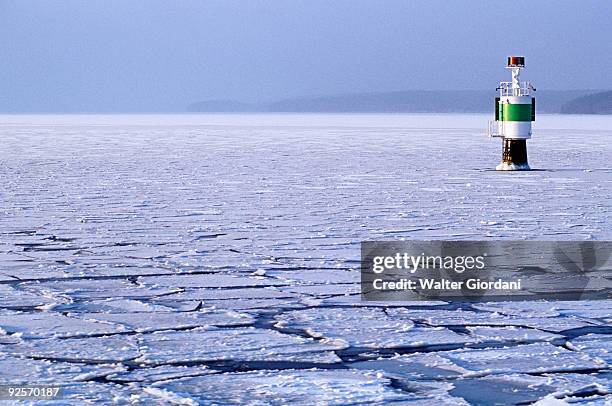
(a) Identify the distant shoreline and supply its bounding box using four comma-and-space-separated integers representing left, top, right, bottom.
187, 89, 610, 115
2, 90, 609, 115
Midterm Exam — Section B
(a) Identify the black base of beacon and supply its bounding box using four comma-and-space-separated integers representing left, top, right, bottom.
496, 138, 530, 171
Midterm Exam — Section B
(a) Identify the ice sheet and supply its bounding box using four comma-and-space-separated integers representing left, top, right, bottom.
0, 114, 610, 403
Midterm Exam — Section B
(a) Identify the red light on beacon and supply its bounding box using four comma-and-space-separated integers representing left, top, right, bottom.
507, 56, 525, 67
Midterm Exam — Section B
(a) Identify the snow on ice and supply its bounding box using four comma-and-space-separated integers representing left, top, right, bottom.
0, 114, 610, 404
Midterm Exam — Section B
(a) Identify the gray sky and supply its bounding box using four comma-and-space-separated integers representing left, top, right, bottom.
0, 0, 610, 112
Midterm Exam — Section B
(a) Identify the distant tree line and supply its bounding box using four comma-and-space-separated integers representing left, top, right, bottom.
560, 91, 612, 114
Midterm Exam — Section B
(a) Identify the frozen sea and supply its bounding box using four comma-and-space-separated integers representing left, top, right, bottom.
0, 114, 610, 405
